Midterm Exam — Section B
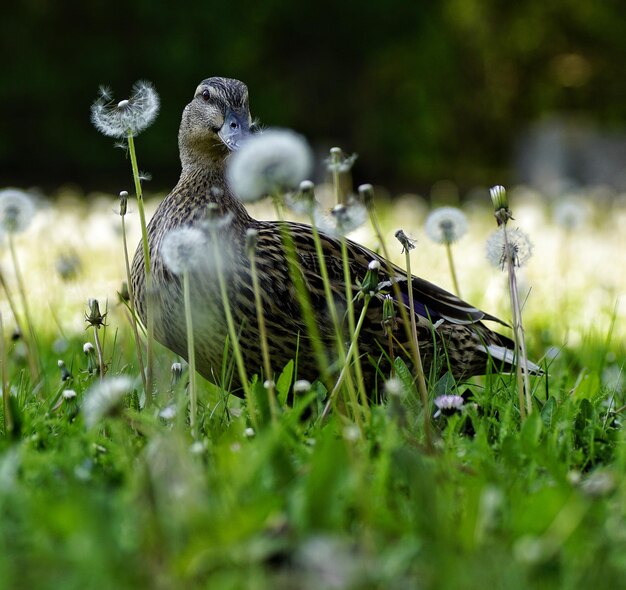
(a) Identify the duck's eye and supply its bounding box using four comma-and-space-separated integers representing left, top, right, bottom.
201, 89, 211, 101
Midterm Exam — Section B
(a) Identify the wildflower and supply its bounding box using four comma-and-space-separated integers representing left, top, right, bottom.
83, 342, 98, 374
381, 294, 397, 335
226, 129, 314, 202
553, 198, 589, 231
357, 259, 381, 298
490, 185, 513, 226
160, 227, 207, 275
486, 228, 533, 270
325, 147, 358, 173
0, 188, 36, 233
384, 377, 404, 397
394, 229, 416, 253
82, 375, 134, 428
434, 394, 465, 417
424, 207, 468, 245
91, 81, 160, 138
314, 199, 367, 236
85, 298, 106, 329
285, 179, 318, 216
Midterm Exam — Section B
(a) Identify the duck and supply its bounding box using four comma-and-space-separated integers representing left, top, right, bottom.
131, 76, 540, 397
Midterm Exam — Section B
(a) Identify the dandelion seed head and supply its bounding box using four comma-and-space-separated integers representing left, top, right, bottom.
394, 229, 416, 253
161, 227, 207, 275
159, 405, 177, 420
285, 180, 318, 216
226, 129, 314, 202
91, 80, 160, 138
82, 375, 134, 428
0, 188, 36, 234
83, 342, 95, 354
424, 206, 468, 244
486, 228, 533, 270
553, 198, 590, 231
326, 148, 358, 173
62, 389, 77, 400
314, 199, 367, 236
293, 379, 312, 394
384, 378, 404, 397
368, 260, 380, 271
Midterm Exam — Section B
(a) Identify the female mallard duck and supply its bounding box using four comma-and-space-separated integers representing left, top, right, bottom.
131, 76, 539, 395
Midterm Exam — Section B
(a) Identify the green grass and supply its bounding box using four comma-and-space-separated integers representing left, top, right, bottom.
0, 192, 625, 589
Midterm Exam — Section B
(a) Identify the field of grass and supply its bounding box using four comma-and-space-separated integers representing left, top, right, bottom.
0, 183, 625, 589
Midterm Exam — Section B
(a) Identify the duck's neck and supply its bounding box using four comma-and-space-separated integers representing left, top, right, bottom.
175, 157, 254, 227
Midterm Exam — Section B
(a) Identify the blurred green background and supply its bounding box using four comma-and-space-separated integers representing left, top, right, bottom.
2, 0, 625, 194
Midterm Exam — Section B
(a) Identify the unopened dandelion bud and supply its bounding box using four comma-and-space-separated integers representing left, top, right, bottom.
83, 342, 98, 374
358, 184, 375, 207
293, 379, 311, 395
359, 259, 381, 297
57, 359, 71, 381
382, 294, 397, 335
171, 362, 183, 384
85, 298, 106, 329
245, 228, 259, 255
119, 191, 128, 216
118, 281, 130, 303
490, 185, 513, 226
395, 229, 416, 253
263, 379, 275, 390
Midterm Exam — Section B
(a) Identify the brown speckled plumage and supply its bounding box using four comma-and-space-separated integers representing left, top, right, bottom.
131, 77, 536, 396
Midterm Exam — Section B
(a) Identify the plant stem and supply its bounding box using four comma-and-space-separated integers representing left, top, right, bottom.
248, 246, 278, 423
120, 214, 147, 394
183, 270, 198, 437
92, 326, 105, 381
445, 242, 462, 297
0, 312, 12, 435
8, 234, 40, 384
127, 132, 153, 406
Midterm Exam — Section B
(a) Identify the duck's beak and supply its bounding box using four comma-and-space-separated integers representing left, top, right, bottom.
218, 109, 250, 151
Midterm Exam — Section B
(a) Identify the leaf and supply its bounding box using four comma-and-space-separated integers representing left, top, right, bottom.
521, 411, 543, 448
541, 396, 557, 429
276, 359, 294, 406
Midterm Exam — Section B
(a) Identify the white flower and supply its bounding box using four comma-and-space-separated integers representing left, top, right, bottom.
91, 80, 160, 138
226, 129, 314, 202
424, 206, 468, 244
314, 199, 367, 236
486, 227, 533, 270
433, 394, 465, 417
0, 188, 36, 233
553, 198, 590, 231
161, 227, 208, 275
82, 376, 135, 428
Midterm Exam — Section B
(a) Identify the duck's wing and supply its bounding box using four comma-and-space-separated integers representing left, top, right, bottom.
281, 221, 508, 328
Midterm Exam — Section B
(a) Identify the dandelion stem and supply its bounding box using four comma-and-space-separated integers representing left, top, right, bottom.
330, 148, 344, 205
120, 212, 147, 394
127, 132, 154, 405
247, 244, 278, 423
183, 270, 198, 437
209, 230, 257, 428
92, 326, 105, 381
321, 295, 371, 421
403, 246, 433, 449
445, 242, 462, 298
0, 312, 12, 435
8, 234, 40, 383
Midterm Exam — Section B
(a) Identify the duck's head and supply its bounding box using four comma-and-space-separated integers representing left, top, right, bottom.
179, 77, 252, 166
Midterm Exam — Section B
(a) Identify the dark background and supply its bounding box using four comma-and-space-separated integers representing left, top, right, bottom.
2, 0, 625, 195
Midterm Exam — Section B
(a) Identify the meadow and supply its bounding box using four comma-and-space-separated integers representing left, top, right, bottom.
0, 173, 625, 590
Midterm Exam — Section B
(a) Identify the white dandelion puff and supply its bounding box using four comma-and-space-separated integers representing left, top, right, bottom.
82, 375, 135, 428
325, 148, 358, 173
285, 179, 319, 216
226, 129, 314, 202
0, 188, 36, 233
161, 227, 208, 275
486, 227, 533, 270
553, 198, 590, 231
424, 206, 468, 244
91, 80, 160, 138
314, 199, 367, 236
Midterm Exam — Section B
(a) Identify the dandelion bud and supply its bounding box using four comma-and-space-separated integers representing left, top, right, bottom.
62, 389, 77, 400
358, 184, 375, 207
382, 294, 397, 335
119, 191, 128, 216
57, 359, 72, 381
245, 228, 259, 255
263, 379, 275, 390
171, 362, 183, 384
489, 185, 513, 226
293, 379, 312, 395
359, 259, 381, 297
85, 299, 106, 329
395, 229, 416, 253
83, 342, 97, 374
118, 281, 130, 303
